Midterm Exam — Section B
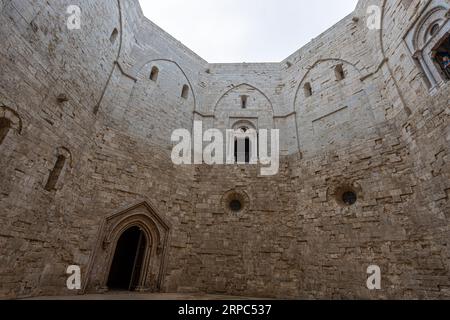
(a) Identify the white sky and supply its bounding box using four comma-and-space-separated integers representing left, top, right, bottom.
138, 0, 359, 63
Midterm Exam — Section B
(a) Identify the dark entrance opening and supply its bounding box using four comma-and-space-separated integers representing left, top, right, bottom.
107, 226, 147, 291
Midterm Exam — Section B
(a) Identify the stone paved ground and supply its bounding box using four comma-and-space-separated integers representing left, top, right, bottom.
24, 293, 268, 300
1, 0, 449, 300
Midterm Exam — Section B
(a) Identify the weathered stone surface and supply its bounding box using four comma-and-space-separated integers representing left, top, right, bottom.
0, 0, 449, 299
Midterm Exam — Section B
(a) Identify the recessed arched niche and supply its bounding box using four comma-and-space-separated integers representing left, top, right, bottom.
213, 84, 274, 133
126, 59, 196, 146
294, 59, 375, 157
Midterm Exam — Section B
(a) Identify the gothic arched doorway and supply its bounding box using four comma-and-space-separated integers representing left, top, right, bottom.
107, 226, 148, 291
84, 201, 171, 294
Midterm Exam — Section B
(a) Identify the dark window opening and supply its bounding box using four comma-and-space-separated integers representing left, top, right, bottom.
44, 155, 66, 191
181, 85, 189, 99
150, 66, 159, 81
342, 191, 357, 206
434, 35, 450, 80
234, 138, 251, 164
0, 117, 12, 146
107, 226, 147, 291
335, 64, 345, 81
241, 95, 248, 109
304, 82, 312, 97
229, 199, 242, 212
110, 28, 118, 44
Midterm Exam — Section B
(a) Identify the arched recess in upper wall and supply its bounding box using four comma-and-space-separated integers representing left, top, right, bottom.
132, 58, 197, 111
293, 58, 376, 156
213, 83, 274, 131
213, 83, 274, 114
293, 58, 363, 109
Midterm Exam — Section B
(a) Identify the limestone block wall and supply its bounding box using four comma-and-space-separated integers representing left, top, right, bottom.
293, 59, 378, 157
179, 161, 297, 297
122, 59, 196, 147
372, 0, 450, 296
0, 0, 122, 297
0, 0, 448, 299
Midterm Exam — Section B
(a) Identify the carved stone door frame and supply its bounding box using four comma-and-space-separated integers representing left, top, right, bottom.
83, 201, 171, 293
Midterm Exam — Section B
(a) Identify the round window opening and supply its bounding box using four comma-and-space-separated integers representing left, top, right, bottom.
342, 191, 357, 206
229, 199, 242, 212
221, 190, 250, 215
430, 23, 440, 37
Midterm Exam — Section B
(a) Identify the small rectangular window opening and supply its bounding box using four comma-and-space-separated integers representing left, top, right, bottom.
241, 95, 248, 109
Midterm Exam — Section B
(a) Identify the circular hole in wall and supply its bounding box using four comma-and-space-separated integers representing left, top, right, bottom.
333, 184, 360, 207
342, 191, 357, 206
430, 23, 440, 37
229, 199, 242, 212
221, 190, 250, 215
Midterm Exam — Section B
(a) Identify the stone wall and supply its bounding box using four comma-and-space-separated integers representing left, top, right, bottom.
0, 0, 448, 299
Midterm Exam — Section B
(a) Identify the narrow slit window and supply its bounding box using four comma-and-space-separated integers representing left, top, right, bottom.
241, 95, 248, 109
304, 82, 312, 97
110, 28, 118, 44
335, 64, 345, 81
245, 137, 250, 164
150, 66, 159, 81
181, 85, 189, 99
45, 155, 66, 191
0, 117, 11, 146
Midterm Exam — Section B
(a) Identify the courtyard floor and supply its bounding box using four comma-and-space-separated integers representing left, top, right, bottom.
24, 292, 267, 300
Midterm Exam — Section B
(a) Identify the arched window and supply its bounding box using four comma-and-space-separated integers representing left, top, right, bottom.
405, 7, 449, 88
0, 117, 12, 146
181, 84, 189, 99
304, 82, 312, 97
335, 64, 345, 81
110, 28, 118, 44
45, 155, 66, 191
234, 127, 252, 164
150, 66, 159, 81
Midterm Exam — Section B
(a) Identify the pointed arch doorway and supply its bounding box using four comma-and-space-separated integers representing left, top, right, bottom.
107, 226, 148, 291
84, 201, 171, 294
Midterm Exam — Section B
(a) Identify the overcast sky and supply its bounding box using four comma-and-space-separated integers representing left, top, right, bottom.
139, 0, 358, 63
